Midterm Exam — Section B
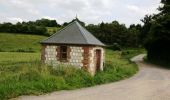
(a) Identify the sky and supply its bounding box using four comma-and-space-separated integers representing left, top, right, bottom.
0, 0, 161, 26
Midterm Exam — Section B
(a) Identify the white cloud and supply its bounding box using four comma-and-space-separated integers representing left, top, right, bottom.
127, 5, 140, 12
7, 17, 23, 22
0, 0, 161, 26
28, 9, 40, 15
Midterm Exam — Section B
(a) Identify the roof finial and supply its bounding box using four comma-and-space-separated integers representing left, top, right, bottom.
75, 14, 78, 21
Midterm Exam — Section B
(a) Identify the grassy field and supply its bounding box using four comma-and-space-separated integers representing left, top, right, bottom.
121, 48, 146, 59
46, 27, 61, 35
0, 52, 40, 65
0, 49, 139, 100
0, 33, 141, 100
0, 33, 46, 52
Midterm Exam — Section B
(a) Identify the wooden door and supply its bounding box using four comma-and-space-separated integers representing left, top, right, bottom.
96, 49, 101, 71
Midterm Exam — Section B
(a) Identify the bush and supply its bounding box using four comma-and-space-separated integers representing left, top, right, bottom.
111, 43, 121, 51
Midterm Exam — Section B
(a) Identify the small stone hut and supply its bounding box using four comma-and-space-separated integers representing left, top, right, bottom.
40, 21, 105, 75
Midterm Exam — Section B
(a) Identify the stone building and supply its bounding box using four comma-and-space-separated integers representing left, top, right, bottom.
40, 21, 105, 75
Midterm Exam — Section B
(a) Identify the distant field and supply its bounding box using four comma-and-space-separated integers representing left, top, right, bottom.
0, 33, 47, 52
46, 27, 61, 35
0, 52, 40, 65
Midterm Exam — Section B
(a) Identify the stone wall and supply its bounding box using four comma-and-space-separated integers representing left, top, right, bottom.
41, 45, 105, 75
43, 45, 84, 68
69, 47, 84, 68
44, 45, 58, 65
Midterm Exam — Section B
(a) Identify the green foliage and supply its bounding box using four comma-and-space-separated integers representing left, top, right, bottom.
128, 24, 142, 47
0, 23, 48, 35
110, 43, 121, 51
62, 18, 85, 27
159, 0, 170, 14
121, 48, 146, 59
94, 49, 139, 84
35, 18, 61, 27
0, 49, 139, 100
140, 15, 153, 45
94, 62, 138, 84
0, 18, 62, 36
0, 33, 46, 52
143, 0, 170, 67
86, 21, 142, 47
0, 18, 143, 47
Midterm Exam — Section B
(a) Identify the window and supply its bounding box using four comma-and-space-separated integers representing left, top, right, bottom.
60, 46, 67, 61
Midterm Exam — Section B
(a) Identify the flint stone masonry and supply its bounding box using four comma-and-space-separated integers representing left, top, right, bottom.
42, 45, 105, 75
44, 45, 58, 65
44, 45, 84, 68
69, 46, 84, 67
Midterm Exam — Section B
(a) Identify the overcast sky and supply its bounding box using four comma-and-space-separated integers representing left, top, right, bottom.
0, 0, 161, 26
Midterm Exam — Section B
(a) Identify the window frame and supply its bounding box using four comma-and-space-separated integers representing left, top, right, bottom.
60, 46, 68, 61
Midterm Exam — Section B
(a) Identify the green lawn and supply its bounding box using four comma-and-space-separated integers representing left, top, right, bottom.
0, 33, 46, 52
46, 27, 61, 35
0, 52, 40, 65
121, 48, 146, 59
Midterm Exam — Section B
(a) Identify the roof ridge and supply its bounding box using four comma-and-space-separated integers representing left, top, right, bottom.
75, 22, 89, 44
40, 21, 77, 43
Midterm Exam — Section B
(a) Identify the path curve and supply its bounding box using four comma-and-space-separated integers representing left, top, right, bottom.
15, 54, 170, 100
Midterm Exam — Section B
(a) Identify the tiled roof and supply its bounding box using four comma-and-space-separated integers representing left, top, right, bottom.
41, 21, 105, 46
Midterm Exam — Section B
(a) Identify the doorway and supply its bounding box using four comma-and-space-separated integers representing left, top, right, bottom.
96, 49, 101, 71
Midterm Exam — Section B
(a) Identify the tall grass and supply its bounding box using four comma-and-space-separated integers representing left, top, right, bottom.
0, 61, 137, 100
0, 62, 92, 99
0, 49, 138, 100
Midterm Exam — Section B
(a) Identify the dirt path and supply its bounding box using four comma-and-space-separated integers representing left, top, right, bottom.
14, 54, 170, 100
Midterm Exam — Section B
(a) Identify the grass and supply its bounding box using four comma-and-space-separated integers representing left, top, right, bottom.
121, 48, 146, 59
0, 52, 40, 65
0, 32, 140, 100
46, 27, 61, 35
0, 49, 139, 100
0, 33, 46, 52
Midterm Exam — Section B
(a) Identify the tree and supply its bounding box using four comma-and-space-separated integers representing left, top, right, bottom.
159, 0, 170, 14
144, 0, 170, 66
0, 19, 51, 35
128, 24, 142, 47
140, 15, 153, 44
35, 18, 60, 27
86, 21, 141, 47
62, 18, 85, 27
0, 22, 13, 32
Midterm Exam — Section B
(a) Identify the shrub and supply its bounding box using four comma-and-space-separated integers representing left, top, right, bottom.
111, 43, 121, 51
